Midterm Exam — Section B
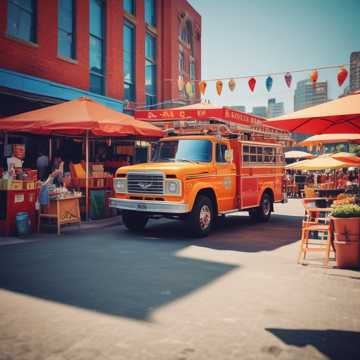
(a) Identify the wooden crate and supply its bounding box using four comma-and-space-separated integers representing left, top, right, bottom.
0, 179, 23, 190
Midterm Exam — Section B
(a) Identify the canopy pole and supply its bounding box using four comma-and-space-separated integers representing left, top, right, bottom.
85, 131, 89, 222
49, 137, 52, 161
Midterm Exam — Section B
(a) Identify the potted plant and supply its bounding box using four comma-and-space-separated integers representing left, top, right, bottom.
331, 203, 360, 268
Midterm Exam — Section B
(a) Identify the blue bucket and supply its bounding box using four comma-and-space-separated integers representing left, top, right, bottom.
16, 212, 30, 237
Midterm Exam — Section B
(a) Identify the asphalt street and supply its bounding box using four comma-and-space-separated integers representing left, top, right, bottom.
0, 199, 359, 360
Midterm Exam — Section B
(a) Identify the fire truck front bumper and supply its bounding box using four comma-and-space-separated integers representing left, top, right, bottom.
109, 198, 189, 214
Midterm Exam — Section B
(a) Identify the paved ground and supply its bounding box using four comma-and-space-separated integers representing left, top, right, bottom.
0, 199, 359, 360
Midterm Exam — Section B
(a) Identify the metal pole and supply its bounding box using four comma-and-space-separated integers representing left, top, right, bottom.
85, 131, 89, 222
49, 137, 52, 161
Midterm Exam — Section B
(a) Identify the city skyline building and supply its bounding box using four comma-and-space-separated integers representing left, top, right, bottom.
350, 51, 360, 93
230, 105, 246, 113
267, 98, 284, 118
251, 106, 267, 118
294, 79, 328, 111
0, 0, 201, 117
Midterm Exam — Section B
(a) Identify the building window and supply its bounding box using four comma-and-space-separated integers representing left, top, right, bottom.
190, 59, 195, 93
58, 0, 76, 59
124, 22, 135, 102
179, 51, 185, 74
144, 0, 156, 27
145, 33, 157, 109
89, 0, 105, 95
124, 0, 135, 15
7, 0, 36, 43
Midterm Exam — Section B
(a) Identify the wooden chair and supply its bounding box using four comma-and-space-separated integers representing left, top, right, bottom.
298, 208, 334, 267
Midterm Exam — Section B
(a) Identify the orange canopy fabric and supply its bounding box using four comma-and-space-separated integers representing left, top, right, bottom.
267, 92, 360, 134
0, 97, 164, 138
299, 133, 360, 146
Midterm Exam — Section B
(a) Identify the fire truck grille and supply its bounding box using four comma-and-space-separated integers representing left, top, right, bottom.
127, 173, 164, 194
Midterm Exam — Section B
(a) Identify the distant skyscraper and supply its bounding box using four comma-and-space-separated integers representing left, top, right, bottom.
294, 79, 328, 111
350, 51, 360, 93
267, 98, 284, 118
231, 105, 246, 113
251, 106, 267, 118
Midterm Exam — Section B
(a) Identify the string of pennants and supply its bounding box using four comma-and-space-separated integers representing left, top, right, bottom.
177, 65, 349, 97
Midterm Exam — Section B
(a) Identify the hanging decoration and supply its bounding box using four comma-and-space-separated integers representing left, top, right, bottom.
310, 69, 318, 83
198, 80, 207, 95
228, 79, 236, 92
177, 77, 185, 91
185, 81, 193, 97
248, 77, 256, 92
337, 67, 348, 87
216, 80, 223, 95
265, 76, 273, 92
284, 72, 292, 88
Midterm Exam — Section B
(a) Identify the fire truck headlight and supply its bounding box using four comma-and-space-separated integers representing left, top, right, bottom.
165, 179, 182, 196
114, 178, 127, 194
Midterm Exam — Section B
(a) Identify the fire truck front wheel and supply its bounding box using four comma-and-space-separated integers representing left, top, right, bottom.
187, 195, 214, 237
122, 211, 148, 232
249, 193, 272, 222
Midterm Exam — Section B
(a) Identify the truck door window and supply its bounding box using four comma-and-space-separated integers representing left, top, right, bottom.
216, 144, 229, 163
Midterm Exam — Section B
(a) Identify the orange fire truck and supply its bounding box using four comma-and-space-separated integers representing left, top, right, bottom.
109, 104, 292, 237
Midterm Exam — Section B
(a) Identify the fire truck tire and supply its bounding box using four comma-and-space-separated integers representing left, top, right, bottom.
187, 195, 214, 237
122, 211, 148, 232
249, 193, 272, 222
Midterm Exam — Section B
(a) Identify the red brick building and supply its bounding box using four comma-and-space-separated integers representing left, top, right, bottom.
0, 0, 201, 116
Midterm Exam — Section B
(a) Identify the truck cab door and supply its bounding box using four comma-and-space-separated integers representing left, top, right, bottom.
214, 142, 237, 211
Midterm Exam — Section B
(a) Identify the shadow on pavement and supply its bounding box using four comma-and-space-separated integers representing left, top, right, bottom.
145, 213, 303, 253
266, 328, 360, 360
0, 230, 237, 321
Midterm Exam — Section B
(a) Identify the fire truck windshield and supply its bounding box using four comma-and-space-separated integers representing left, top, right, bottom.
153, 139, 212, 163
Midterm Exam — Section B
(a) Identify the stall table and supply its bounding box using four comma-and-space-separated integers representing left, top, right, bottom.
38, 194, 81, 235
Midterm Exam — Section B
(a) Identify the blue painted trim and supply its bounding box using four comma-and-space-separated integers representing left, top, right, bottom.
0, 68, 123, 112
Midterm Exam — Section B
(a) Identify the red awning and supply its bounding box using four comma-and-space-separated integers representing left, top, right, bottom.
267, 92, 360, 134
0, 97, 164, 138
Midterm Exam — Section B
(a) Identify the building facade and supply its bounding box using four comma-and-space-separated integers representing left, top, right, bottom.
294, 79, 328, 111
267, 98, 284, 118
350, 51, 360, 93
0, 0, 201, 116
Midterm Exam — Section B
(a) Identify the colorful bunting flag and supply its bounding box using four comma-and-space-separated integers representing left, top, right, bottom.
284, 72, 292, 88
216, 80, 223, 95
337, 67, 348, 87
228, 79, 236, 92
265, 76, 273, 92
248, 77, 256, 92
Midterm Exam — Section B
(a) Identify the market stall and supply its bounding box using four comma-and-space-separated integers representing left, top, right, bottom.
0, 97, 163, 235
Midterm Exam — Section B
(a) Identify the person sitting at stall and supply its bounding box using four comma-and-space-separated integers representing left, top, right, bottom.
36, 151, 49, 181
38, 169, 63, 210
6, 151, 23, 171
51, 155, 64, 187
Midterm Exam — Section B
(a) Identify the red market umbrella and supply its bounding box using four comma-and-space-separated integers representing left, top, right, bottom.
298, 133, 360, 146
267, 92, 360, 134
285, 150, 314, 159
331, 152, 360, 166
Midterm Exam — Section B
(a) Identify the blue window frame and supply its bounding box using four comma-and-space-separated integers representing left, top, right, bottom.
144, 0, 155, 27
145, 32, 157, 109
89, 0, 105, 95
123, 0, 135, 15
123, 22, 135, 101
7, 0, 36, 43
58, 0, 76, 59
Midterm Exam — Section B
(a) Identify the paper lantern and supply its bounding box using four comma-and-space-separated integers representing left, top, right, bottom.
185, 81, 193, 97
198, 80, 207, 95
177, 77, 185, 91
248, 77, 256, 92
216, 80, 223, 95
284, 72, 292, 88
310, 69, 318, 83
228, 79, 236, 92
265, 76, 273, 92
337, 67, 348, 87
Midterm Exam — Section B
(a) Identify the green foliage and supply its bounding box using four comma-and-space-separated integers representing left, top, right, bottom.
332, 204, 360, 218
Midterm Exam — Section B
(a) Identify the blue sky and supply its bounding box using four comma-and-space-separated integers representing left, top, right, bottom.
188, 0, 360, 114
